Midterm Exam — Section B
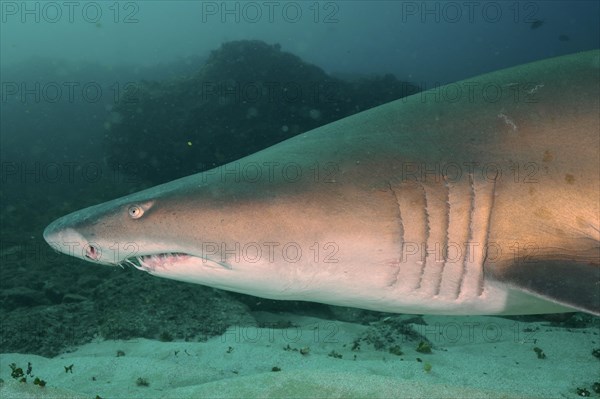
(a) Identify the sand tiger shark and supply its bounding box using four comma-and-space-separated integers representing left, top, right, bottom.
44, 51, 599, 316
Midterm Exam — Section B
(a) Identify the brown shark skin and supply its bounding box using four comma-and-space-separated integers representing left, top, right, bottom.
44, 51, 599, 315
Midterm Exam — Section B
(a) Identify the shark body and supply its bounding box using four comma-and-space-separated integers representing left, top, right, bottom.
44, 51, 600, 315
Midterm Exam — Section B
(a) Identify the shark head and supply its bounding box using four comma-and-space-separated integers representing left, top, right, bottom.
44, 196, 168, 266
42, 175, 241, 284
42, 172, 329, 299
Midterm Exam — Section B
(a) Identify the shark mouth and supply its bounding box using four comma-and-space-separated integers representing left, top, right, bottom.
122, 253, 193, 272
83, 243, 195, 269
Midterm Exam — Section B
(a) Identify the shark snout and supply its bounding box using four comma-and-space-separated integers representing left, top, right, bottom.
43, 217, 91, 260
43, 206, 157, 265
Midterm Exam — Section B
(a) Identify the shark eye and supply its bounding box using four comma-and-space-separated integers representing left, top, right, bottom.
128, 205, 144, 219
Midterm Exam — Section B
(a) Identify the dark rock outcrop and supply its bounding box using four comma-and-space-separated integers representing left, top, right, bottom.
105, 40, 420, 183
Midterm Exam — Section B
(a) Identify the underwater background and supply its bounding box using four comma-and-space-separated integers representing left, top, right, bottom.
1, 1, 599, 398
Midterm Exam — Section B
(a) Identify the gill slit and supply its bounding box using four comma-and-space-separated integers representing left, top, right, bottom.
416, 181, 429, 290
456, 172, 475, 298
387, 181, 403, 287
433, 177, 450, 296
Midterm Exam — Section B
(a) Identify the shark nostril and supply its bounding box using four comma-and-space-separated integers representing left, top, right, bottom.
85, 244, 100, 261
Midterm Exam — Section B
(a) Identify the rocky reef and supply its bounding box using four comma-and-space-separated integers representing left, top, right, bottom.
105, 40, 420, 183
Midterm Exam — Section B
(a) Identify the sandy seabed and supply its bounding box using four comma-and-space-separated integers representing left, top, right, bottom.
1, 314, 598, 398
